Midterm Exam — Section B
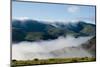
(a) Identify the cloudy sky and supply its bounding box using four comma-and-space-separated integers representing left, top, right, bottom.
12, 1, 96, 24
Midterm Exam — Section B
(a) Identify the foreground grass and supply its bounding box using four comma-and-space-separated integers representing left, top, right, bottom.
11, 57, 96, 67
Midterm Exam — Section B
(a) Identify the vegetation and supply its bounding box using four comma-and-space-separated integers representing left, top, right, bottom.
25, 32, 43, 41
11, 57, 96, 67
12, 20, 96, 42
80, 25, 95, 35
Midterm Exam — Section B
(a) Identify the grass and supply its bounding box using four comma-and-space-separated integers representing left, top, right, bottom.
11, 57, 96, 67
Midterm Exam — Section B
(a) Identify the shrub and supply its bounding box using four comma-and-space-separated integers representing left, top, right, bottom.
34, 58, 39, 61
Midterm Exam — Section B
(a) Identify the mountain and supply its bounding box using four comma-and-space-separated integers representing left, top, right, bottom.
12, 19, 96, 42
81, 36, 96, 57
53, 21, 96, 37
12, 19, 63, 42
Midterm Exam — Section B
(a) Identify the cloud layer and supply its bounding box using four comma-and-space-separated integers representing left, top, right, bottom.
12, 36, 92, 60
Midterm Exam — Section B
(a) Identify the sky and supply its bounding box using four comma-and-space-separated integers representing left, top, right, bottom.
12, 1, 96, 24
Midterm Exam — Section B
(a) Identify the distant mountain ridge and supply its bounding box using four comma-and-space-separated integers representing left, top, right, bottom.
12, 19, 96, 42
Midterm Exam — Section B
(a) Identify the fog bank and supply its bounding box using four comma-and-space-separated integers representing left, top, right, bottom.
12, 36, 93, 60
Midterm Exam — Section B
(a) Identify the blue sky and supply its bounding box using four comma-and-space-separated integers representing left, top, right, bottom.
12, 1, 96, 24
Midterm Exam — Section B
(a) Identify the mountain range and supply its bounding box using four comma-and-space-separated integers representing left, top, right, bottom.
12, 19, 96, 42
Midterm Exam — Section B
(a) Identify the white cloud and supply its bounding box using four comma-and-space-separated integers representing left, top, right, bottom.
67, 6, 80, 13
76, 16, 96, 24
13, 17, 29, 21
12, 36, 93, 60
13, 17, 80, 24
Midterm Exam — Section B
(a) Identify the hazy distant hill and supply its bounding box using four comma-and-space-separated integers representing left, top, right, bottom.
81, 36, 96, 57
12, 19, 96, 42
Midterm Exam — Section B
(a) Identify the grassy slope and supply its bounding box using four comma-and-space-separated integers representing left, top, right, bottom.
12, 57, 96, 67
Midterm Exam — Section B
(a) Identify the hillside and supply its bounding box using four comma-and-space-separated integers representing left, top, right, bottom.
12, 19, 96, 42
81, 36, 96, 57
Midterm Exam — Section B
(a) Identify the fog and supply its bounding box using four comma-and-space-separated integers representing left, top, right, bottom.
12, 36, 93, 60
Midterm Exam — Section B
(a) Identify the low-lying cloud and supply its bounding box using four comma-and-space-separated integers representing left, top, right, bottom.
12, 36, 93, 60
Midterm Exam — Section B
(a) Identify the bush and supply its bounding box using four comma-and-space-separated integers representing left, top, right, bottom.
34, 58, 39, 61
